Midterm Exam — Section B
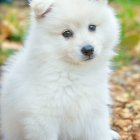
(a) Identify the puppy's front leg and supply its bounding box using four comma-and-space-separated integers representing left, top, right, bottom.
92, 122, 112, 140
24, 116, 59, 140
87, 111, 112, 140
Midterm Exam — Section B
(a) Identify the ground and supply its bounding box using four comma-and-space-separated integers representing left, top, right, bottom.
111, 65, 140, 140
0, 1, 140, 140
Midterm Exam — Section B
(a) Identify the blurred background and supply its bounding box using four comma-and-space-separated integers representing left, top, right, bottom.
0, 0, 140, 140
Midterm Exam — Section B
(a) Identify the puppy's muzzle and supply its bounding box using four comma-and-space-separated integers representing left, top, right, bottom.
81, 45, 94, 60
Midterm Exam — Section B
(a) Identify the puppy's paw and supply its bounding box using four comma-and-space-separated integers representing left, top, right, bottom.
111, 130, 120, 140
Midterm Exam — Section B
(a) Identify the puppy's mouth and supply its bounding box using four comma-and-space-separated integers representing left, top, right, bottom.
84, 55, 95, 61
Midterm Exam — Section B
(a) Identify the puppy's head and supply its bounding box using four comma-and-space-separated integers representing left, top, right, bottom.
30, 0, 120, 65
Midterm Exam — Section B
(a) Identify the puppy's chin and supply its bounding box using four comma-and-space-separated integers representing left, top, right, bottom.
62, 55, 95, 66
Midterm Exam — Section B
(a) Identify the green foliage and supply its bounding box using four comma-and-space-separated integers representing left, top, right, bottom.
1, 6, 28, 42
0, 45, 14, 65
110, 0, 140, 5
112, 1, 140, 67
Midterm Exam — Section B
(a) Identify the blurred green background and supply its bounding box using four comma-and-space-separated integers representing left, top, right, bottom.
0, 0, 140, 67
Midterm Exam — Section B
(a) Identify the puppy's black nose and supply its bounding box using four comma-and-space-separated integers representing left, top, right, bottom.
81, 45, 94, 56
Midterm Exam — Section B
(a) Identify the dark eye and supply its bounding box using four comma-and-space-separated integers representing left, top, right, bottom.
62, 30, 73, 38
89, 25, 96, 32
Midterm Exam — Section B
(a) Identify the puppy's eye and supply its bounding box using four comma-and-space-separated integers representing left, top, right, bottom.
62, 30, 73, 39
89, 25, 96, 32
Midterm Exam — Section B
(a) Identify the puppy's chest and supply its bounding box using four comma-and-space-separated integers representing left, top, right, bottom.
56, 81, 102, 133
37, 70, 107, 114
44, 74, 101, 112
56, 84, 96, 124
45, 72, 95, 100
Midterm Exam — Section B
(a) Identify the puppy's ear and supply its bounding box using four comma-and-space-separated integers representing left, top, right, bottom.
89, 0, 108, 4
30, 0, 54, 18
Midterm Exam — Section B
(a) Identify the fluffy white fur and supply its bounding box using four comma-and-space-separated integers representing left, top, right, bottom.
1, 0, 120, 140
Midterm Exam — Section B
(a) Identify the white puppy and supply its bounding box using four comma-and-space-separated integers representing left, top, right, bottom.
1, 0, 120, 140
